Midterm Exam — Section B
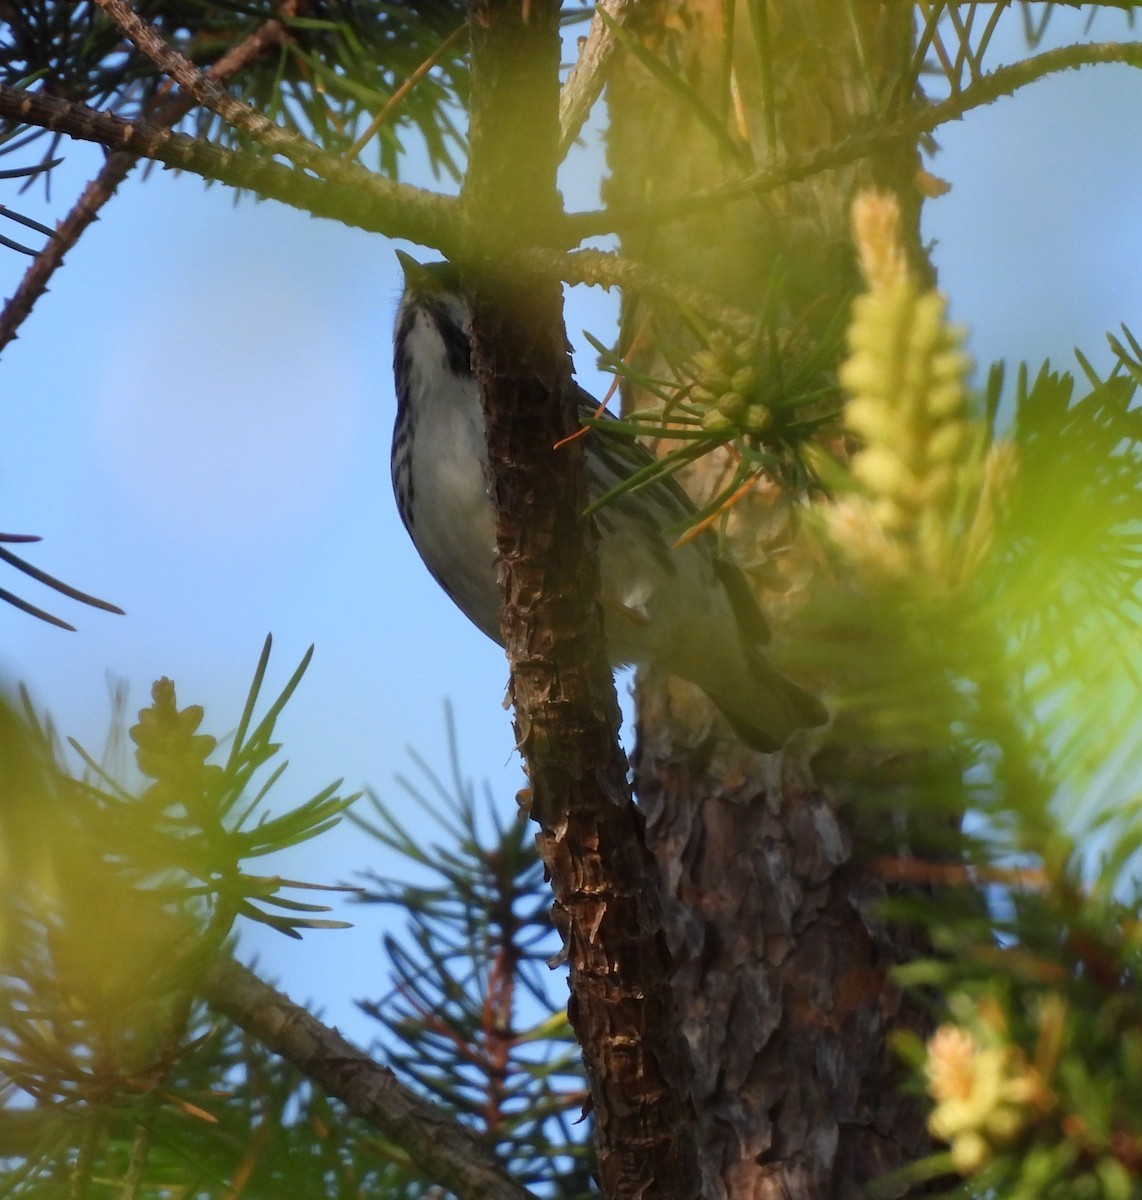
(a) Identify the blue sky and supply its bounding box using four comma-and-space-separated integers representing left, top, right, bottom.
2, 8, 1140, 1042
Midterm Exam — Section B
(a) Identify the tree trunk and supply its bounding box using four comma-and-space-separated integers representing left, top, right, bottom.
463, 4, 701, 1195
606, 3, 939, 1195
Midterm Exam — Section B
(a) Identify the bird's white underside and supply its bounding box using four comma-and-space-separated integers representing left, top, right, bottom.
398, 307, 748, 687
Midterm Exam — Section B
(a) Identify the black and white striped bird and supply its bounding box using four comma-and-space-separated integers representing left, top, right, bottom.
391, 252, 826, 751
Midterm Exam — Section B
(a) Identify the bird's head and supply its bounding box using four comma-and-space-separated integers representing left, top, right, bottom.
393, 251, 475, 384
396, 251, 470, 326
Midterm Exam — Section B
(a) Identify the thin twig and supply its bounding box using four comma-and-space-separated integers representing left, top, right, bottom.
0, 154, 130, 354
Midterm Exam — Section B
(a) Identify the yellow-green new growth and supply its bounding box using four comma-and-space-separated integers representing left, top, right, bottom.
925, 1023, 1041, 1172
833, 191, 975, 580
923, 994, 1057, 1176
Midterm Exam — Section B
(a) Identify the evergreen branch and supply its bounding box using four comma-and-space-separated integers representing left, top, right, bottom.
558, 0, 630, 157
0, 84, 466, 254
0, 12, 294, 355
354, 760, 587, 1184
565, 39, 1142, 240
199, 957, 535, 1200
94, 0, 333, 181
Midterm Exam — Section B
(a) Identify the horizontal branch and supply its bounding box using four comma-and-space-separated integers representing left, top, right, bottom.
0, 84, 466, 255
200, 957, 534, 1200
0, 84, 755, 339
0, 87, 763, 349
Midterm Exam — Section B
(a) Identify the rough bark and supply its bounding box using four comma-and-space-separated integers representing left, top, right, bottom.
606, 3, 940, 1196
461, 4, 700, 1196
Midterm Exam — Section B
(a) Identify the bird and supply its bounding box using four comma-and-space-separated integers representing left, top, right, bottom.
390, 251, 827, 752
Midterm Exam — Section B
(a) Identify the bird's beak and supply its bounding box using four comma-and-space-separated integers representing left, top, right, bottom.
396, 249, 437, 292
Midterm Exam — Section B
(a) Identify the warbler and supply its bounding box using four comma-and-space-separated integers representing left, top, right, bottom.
391, 252, 826, 751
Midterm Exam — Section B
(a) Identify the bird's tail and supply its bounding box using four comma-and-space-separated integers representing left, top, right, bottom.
705, 647, 827, 753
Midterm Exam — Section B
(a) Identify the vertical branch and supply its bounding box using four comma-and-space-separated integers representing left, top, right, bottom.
461, 3, 700, 1197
